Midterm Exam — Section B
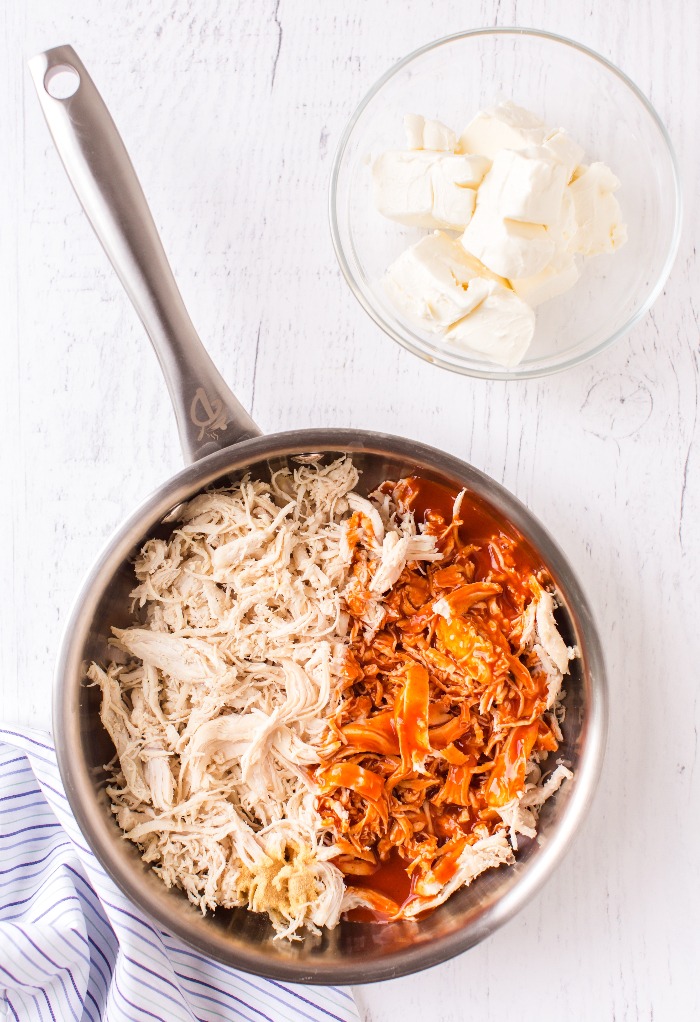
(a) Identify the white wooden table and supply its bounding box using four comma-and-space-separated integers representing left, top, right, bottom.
2, 2, 698, 1019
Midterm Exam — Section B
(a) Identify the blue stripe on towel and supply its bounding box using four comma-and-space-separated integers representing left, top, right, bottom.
0, 728, 359, 1022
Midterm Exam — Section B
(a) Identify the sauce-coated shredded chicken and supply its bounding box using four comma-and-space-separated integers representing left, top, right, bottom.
316, 477, 577, 919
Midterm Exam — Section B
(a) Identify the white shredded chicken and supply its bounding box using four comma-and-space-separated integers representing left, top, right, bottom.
89, 456, 437, 939
494, 582, 578, 849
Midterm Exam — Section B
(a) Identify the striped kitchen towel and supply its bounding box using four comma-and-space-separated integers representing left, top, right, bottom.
0, 728, 359, 1022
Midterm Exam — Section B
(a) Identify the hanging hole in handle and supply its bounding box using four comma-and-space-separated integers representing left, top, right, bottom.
44, 64, 80, 99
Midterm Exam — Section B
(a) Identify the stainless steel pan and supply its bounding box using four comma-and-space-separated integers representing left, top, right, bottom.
29, 45, 607, 984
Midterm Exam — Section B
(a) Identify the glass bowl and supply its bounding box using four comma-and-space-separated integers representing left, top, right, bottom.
330, 28, 682, 380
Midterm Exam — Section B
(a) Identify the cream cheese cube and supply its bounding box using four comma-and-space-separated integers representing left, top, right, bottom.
554, 188, 578, 249
461, 204, 555, 279
383, 231, 499, 330
431, 169, 477, 230
568, 162, 628, 255
372, 150, 441, 227
404, 113, 457, 152
510, 252, 580, 307
373, 151, 489, 231
542, 129, 585, 183
438, 152, 491, 188
445, 281, 536, 367
477, 146, 567, 226
458, 100, 547, 158
430, 154, 491, 229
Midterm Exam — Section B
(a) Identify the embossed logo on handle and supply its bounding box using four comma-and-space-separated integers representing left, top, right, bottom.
190, 387, 229, 441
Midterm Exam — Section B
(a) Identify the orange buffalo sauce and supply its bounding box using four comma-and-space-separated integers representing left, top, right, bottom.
343, 848, 416, 922
397, 476, 540, 616
316, 474, 559, 922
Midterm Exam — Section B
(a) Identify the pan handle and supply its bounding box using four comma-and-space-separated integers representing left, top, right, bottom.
28, 45, 262, 464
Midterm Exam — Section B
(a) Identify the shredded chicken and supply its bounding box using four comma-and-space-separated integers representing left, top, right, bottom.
90, 458, 577, 937
317, 476, 578, 919
88, 457, 437, 938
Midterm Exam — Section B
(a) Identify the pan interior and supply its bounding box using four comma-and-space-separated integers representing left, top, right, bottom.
57, 432, 603, 984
